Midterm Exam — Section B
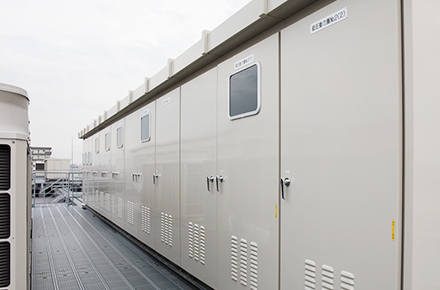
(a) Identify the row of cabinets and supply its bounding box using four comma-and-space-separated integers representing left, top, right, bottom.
83, 1, 402, 287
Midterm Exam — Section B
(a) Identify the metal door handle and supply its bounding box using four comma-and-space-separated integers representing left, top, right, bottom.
281, 177, 291, 200
152, 174, 159, 185
216, 175, 224, 192
207, 176, 215, 192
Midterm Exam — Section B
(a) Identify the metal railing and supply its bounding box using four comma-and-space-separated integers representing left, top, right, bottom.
32, 171, 83, 206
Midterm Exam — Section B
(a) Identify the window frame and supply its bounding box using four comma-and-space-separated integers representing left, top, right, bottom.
116, 126, 124, 149
228, 62, 261, 120
95, 138, 100, 154
141, 114, 151, 142
105, 132, 111, 152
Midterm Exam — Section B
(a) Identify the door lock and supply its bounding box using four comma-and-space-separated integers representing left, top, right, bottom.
281, 177, 291, 200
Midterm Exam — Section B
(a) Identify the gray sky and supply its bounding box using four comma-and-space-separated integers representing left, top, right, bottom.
0, 0, 251, 164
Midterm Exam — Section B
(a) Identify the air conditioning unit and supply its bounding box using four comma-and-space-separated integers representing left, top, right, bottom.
0, 83, 31, 290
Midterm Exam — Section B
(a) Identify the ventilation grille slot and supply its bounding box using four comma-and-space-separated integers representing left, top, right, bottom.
141, 206, 151, 234
189, 223, 194, 258
0, 242, 10, 288
127, 201, 134, 225
193, 224, 199, 261
188, 222, 206, 265
0, 145, 10, 191
118, 198, 123, 219
249, 242, 258, 290
341, 271, 355, 290
0, 194, 10, 239
305, 259, 316, 290
160, 212, 172, 246
239, 238, 248, 287
322, 264, 335, 290
231, 236, 239, 282
199, 226, 206, 265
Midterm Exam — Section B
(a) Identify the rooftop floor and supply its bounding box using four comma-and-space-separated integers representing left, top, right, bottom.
32, 202, 197, 290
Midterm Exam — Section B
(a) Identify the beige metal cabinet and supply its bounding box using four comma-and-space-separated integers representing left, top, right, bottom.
138, 103, 157, 248
181, 68, 218, 287
217, 34, 279, 290
124, 103, 157, 247
99, 129, 112, 220
92, 133, 101, 211
154, 89, 181, 265
110, 121, 125, 229
280, 1, 402, 289
124, 108, 143, 241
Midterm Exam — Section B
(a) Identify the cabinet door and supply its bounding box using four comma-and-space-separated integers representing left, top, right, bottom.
280, 1, 402, 289
138, 104, 156, 248
217, 34, 279, 290
155, 89, 180, 265
181, 68, 218, 288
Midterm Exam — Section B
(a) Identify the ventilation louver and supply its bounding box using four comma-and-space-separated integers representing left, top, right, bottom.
0, 194, 10, 239
0, 242, 10, 288
0, 145, 10, 191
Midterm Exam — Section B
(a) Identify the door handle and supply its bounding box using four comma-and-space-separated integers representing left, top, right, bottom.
207, 176, 215, 191
152, 174, 159, 185
281, 177, 291, 200
216, 175, 224, 192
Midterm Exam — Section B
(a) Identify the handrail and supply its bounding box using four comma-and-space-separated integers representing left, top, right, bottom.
32, 170, 83, 206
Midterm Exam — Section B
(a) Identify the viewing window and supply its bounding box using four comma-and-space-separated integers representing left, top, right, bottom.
105, 133, 110, 151
229, 63, 260, 120
117, 127, 124, 148
141, 114, 151, 142
95, 138, 99, 154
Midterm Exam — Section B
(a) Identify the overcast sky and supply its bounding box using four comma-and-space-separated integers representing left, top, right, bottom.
0, 0, 251, 164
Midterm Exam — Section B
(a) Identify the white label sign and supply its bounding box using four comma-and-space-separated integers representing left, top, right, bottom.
310, 7, 348, 34
234, 54, 254, 70
162, 97, 171, 106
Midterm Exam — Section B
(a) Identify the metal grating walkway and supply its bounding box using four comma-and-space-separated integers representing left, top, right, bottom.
32, 203, 197, 290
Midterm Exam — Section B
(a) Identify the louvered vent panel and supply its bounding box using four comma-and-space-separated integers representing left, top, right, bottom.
0, 194, 10, 239
160, 212, 173, 246
141, 206, 151, 234
118, 198, 123, 219
240, 238, 248, 287
0, 242, 10, 288
322, 264, 335, 290
0, 145, 10, 191
188, 222, 207, 265
249, 242, 258, 290
341, 271, 355, 290
127, 201, 134, 225
305, 259, 316, 290
199, 226, 206, 265
231, 236, 239, 282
